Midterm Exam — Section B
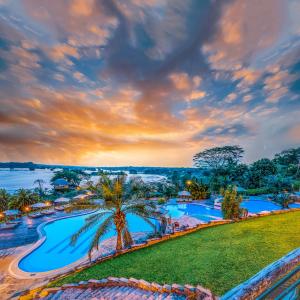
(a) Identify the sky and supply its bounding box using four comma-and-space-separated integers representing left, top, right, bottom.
0, 0, 299, 167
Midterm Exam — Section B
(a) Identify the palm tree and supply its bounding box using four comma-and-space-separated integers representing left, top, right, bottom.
9, 189, 39, 211
0, 189, 10, 212
71, 175, 159, 259
34, 179, 45, 196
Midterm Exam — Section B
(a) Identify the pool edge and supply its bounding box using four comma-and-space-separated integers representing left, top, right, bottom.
8, 210, 96, 280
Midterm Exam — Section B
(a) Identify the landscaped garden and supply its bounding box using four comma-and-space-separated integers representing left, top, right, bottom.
52, 210, 300, 296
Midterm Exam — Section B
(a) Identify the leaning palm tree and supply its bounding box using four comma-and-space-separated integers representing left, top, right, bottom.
34, 179, 45, 196
71, 174, 159, 260
8, 189, 39, 211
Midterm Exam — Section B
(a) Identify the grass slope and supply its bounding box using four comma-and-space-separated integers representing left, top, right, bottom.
53, 211, 300, 295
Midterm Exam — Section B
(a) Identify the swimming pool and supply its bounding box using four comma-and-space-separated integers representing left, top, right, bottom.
164, 203, 222, 221
164, 197, 300, 221
241, 197, 300, 213
17, 197, 299, 274
19, 211, 154, 272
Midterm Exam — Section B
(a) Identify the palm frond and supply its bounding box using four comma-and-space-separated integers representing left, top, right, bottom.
65, 203, 99, 213
88, 215, 114, 260
131, 212, 157, 230
123, 203, 159, 219
71, 211, 110, 245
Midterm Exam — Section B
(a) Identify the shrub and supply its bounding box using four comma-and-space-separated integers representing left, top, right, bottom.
292, 180, 300, 191
273, 193, 294, 209
221, 186, 243, 219
187, 180, 210, 199
157, 198, 166, 205
245, 187, 274, 195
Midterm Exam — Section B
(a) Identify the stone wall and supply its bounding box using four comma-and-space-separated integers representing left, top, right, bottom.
22, 276, 217, 299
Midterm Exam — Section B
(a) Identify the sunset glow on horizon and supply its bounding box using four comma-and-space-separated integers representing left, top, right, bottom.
0, 0, 299, 167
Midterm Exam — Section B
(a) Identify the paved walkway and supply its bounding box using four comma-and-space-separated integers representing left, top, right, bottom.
0, 233, 149, 299
0, 247, 47, 300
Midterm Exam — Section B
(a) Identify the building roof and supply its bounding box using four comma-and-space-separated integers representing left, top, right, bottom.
54, 197, 70, 203
73, 194, 88, 200
53, 178, 69, 186
178, 190, 191, 197
31, 202, 47, 208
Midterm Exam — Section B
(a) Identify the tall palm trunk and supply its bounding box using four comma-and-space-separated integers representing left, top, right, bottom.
116, 227, 123, 251
114, 209, 125, 251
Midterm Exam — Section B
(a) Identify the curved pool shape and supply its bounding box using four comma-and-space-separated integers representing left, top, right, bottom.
19, 211, 154, 272
164, 197, 299, 221
241, 197, 281, 213
164, 203, 222, 221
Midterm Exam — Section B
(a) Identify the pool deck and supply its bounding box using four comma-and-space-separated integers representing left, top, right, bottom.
0, 210, 90, 249
0, 246, 47, 300
0, 210, 95, 299
1, 232, 149, 299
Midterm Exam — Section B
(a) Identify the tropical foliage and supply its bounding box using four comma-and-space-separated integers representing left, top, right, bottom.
186, 180, 210, 199
191, 145, 300, 198
193, 145, 244, 170
0, 189, 10, 212
51, 169, 89, 186
71, 175, 159, 259
8, 189, 39, 211
34, 179, 45, 196
221, 186, 243, 219
273, 192, 293, 209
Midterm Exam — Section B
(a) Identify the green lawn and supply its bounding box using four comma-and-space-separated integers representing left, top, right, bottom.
53, 211, 300, 295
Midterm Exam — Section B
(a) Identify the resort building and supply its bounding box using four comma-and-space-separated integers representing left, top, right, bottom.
52, 178, 69, 191
178, 190, 192, 201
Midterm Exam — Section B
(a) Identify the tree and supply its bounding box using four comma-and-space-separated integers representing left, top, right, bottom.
8, 189, 39, 211
170, 171, 182, 192
229, 164, 249, 186
263, 175, 292, 193
221, 186, 243, 219
34, 179, 45, 196
51, 170, 87, 186
274, 147, 300, 166
248, 158, 277, 188
186, 180, 210, 200
0, 189, 10, 212
159, 182, 177, 199
274, 192, 293, 209
71, 175, 159, 259
193, 145, 244, 170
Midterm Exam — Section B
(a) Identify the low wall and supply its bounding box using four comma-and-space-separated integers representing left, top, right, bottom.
48, 219, 232, 283
27, 276, 216, 299
48, 208, 300, 285
221, 247, 300, 300
20, 208, 300, 298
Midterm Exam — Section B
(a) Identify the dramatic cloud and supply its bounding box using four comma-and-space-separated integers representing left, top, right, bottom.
0, 0, 299, 166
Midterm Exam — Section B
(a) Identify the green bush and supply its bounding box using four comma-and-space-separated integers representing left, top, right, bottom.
221, 186, 242, 219
157, 198, 166, 205
245, 187, 274, 195
292, 180, 300, 191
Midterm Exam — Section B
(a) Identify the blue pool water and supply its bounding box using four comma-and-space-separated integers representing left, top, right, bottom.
164, 197, 300, 220
19, 211, 154, 272
241, 197, 300, 213
19, 197, 299, 273
240, 197, 281, 213
164, 203, 222, 221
